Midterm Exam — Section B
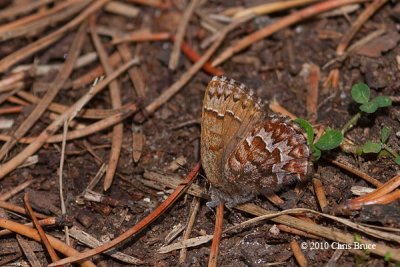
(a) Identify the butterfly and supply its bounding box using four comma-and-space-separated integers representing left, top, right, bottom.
201, 76, 313, 207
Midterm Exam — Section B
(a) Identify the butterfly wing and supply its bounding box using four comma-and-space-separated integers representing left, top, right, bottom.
223, 114, 312, 195
201, 77, 265, 190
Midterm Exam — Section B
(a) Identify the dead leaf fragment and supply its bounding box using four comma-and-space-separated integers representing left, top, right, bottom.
356, 31, 400, 58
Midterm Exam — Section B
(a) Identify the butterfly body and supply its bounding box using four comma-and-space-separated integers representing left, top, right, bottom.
201, 76, 313, 207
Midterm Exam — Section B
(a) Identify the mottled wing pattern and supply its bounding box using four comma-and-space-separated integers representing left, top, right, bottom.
201, 76, 264, 189
201, 76, 313, 208
224, 114, 312, 195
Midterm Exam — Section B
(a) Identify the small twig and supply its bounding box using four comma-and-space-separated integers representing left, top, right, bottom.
326, 249, 344, 267
0, 215, 73, 236
323, 68, 339, 91
82, 190, 121, 206
16, 90, 136, 119
169, 0, 200, 70
0, 179, 33, 201
196, 9, 223, 35
0, 71, 27, 93
7, 95, 30, 106
266, 193, 285, 206
324, 157, 382, 187
231, 0, 317, 19
117, 43, 146, 99
81, 140, 107, 165
0, 85, 26, 106
208, 203, 224, 267
178, 38, 224, 76
361, 190, 400, 206
59, 119, 70, 245
124, 0, 171, 9
305, 63, 320, 123
381, 144, 400, 159
159, 235, 213, 254
0, 218, 96, 267
179, 197, 201, 264
96, 27, 147, 98
0, 200, 47, 219
0, 253, 22, 266
290, 240, 307, 267
68, 226, 143, 265
276, 224, 320, 239
104, 1, 139, 18
111, 28, 170, 44
12, 52, 99, 75
24, 193, 60, 262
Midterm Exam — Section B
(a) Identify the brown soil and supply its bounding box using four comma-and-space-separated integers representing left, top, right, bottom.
0, 1, 399, 266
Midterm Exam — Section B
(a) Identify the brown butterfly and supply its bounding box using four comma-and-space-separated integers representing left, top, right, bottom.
201, 76, 313, 207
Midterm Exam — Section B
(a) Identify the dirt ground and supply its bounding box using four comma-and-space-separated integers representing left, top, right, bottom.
0, 1, 400, 266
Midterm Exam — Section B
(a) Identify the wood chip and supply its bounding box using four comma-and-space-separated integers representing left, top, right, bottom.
0, 118, 14, 129
105, 1, 139, 18
16, 235, 42, 267
165, 156, 187, 172
158, 235, 213, 254
164, 223, 185, 245
351, 186, 375, 196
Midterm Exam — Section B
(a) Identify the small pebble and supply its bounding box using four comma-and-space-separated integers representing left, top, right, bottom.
269, 224, 280, 236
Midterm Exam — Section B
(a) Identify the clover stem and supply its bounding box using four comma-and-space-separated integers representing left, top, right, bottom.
341, 111, 363, 135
